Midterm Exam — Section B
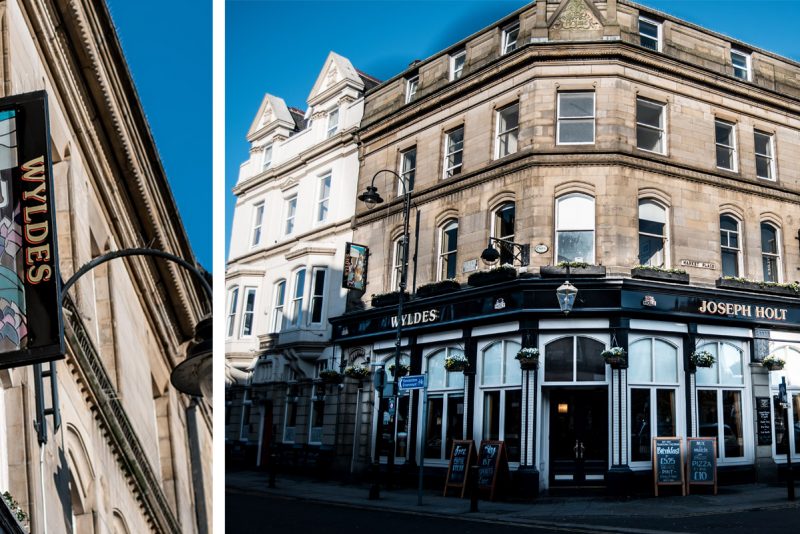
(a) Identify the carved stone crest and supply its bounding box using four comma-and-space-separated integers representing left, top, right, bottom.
324, 64, 339, 88
551, 0, 602, 31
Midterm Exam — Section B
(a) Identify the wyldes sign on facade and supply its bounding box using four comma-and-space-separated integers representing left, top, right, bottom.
0, 91, 63, 368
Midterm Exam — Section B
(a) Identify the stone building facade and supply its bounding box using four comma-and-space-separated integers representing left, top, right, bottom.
329, 0, 800, 493
0, 0, 212, 532
225, 52, 378, 468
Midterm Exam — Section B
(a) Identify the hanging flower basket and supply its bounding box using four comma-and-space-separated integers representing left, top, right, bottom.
762, 354, 785, 372
444, 354, 469, 372
318, 369, 343, 384
343, 365, 370, 380
690, 350, 715, 368
515, 347, 540, 370
601, 347, 627, 369
388, 363, 410, 377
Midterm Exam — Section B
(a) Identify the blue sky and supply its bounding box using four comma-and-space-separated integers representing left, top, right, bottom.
107, 0, 212, 270
226, 0, 800, 251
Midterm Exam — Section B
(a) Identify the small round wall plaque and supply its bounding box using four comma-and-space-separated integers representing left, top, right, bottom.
533, 244, 549, 254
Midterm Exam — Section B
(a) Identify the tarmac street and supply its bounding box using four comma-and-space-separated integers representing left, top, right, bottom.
226, 471, 800, 533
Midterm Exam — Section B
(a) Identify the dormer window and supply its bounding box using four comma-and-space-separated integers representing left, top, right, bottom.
406, 75, 419, 104
326, 107, 339, 138
638, 16, 661, 52
450, 50, 466, 81
502, 21, 520, 55
262, 144, 272, 171
731, 49, 751, 81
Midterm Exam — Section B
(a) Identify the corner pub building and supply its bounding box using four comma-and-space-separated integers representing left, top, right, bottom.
328, 0, 800, 494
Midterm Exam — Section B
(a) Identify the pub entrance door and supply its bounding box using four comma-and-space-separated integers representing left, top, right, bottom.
548, 388, 608, 486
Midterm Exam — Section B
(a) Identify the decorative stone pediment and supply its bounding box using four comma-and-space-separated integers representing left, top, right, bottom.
307, 51, 364, 105
549, 0, 605, 40
248, 93, 294, 137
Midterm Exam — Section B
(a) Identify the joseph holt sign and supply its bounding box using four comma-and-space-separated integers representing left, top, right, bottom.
0, 91, 63, 368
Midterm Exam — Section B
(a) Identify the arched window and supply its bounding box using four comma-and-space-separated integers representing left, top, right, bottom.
424, 347, 465, 460
437, 220, 458, 281
628, 338, 680, 463
696, 341, 747, 461
544, 335, 605, 383
555, 194, 595, 264
289, 269, 306, 327
390, 236, 405, 290
480, 340, 522, 462
638, 199, 668, 267
768, 346, 800, 459
760, 222, 782, 282
492, 202, 516, 265
720, 215, 742, 278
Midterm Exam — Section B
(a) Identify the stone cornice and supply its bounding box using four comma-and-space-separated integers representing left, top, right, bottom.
354, 150, 800, 228
284, 246, 337, 261
233, 128, 359, 196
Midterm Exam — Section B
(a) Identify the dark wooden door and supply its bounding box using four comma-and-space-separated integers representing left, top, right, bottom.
549, 388, 608, 486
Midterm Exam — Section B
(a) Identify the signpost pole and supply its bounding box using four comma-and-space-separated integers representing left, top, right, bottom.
417, 373, 428, 506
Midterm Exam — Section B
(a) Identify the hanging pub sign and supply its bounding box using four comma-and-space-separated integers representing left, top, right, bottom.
0, 91, 64, 369
342, 242, 368, 291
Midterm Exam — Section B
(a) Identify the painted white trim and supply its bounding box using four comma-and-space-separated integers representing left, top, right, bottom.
418, 329, 464, 345
472, 321, 520, 338
769, 331, 800, 343
629, 319, 688, 333
539, 319, 609, 330
373, 337, 410, 351
697, 325, 753, 338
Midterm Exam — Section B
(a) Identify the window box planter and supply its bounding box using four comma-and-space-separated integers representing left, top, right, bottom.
416, 279, 461, 298
371, 291, 410, 308
467, 265, 517, 287
631, 267, 689, 284
540, 264, 606, 278
716, 277, 800, 298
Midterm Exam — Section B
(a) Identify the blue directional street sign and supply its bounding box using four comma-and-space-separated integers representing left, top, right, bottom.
398, 374, 426, 390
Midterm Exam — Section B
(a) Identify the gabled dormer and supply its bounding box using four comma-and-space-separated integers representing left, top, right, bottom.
247, 93, 298, 143
307, 51, 366, 110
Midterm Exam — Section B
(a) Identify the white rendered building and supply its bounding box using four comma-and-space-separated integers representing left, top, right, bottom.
225, 52, 377, 466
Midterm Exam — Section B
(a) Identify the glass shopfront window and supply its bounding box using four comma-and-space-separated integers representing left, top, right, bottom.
480, 340, 522, 462
769, 345, 800, 460
543, 336, 605, 383
424, 347, 465, 461
695, 341, 748, 462
377, 353, 411, 461
628, 337, 681, 464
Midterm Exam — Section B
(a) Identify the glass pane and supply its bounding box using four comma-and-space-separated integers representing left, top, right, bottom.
499, 104, 519, 131
545, 337, 573, 382
637, 99, 662, 128
505, 390, 522, 462
716, 146, 733, 169
425, 397, 444, 459
559, 93, 594, 118
719, 344, 743, 385
720, 215, 738, 232
558, 120, 594, 143
448, 128, 464, 151
695, 344, 718, 385
557, 231, 594, 263
396, 396, 410, 459
715, 122, 734, 145
761, 223, 778, 254
637, 126, 663, 152
776, 396, 789, 455
756, 155, 771, 179
763, 256, 778, 283
697, 390, 719, 454
504, 341, 522, 385
793, 394, 800, 455
294, 270, 305, 298
722, 390, 744, 458
754, 132, 771, 156
631, 388, 651, 461
639, 200, 666, 225
447, 349, 465, 389
443, 224, 458, 254
576, 337, 605, 381
654, 340, 678, 383
482, 343, 502, 386
639, 234, 664, 267
446, 395, 464, 458
639, 19, 658, 39
428, 352, 446, 389
495, 204, 515, 239
656, 389, 676, 436
721, 250, 739, 277
628, 339, 652, 383
558, 195, 595, 230
483, 391, 500, 440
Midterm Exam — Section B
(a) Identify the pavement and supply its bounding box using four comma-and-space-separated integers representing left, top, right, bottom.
226, 469, 800, 533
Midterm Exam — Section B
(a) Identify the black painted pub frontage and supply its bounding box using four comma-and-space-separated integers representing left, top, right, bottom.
330, 275, 800, 494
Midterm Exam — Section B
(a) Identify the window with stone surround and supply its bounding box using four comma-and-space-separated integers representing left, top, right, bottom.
501, 21, 520, 55
760, 222, 782, 283
754, 130, 775, 181
492, 202, 516, 265
450, 49, 466, 81
398, 147, 416, 194
638, 16, 661, 52
557, 92, 595, 145
240, 287, 257, 337
715, 119, 737, 171
271, 280, 286, 333
226, 286, 239, 338
443, 126, 464, 178
251, 201, 265, 247
284, 193, 297, 235
495, 102, 519, 159
720, 214, 742, 278
555, 193, 595, 264
731, 49, 751, 81
406, 75, 419, 104
326, 107, 339, 138
638, 199, 668, 268
636, 97, 666, 154
437, 219, 458, 280
262, 144, 273, 171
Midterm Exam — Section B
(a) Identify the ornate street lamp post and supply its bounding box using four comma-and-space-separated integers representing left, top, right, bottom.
358, 169, 412, 493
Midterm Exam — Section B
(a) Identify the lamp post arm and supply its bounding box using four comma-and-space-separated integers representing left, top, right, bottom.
368, 168, 412, 196
60, 248, 212, 306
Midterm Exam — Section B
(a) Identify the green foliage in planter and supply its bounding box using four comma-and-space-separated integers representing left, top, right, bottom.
371, 291, 410, 307
388, 363, 410, 377
416, 279, 461, 298
2, 491, 27, 523
557, 261, 590, 268
690, 350, 715, 367
467, 265, 517, 286
634, 265, 687, 275
344, 365, 370, 379
722, 276, 800, 293
318, 369, 343, 383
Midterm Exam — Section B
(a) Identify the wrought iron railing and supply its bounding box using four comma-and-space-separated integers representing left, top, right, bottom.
62, 296, 181, 533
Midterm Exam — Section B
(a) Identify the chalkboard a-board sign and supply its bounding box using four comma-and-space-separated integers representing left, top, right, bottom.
444, 440, 475, 498
756, 397, 772, 446
477, 440, 508, 501
653, 437, 685, 496
686, 438, 717, 495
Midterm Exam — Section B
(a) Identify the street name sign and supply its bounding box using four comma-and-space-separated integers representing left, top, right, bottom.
398, 374, 426, 390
